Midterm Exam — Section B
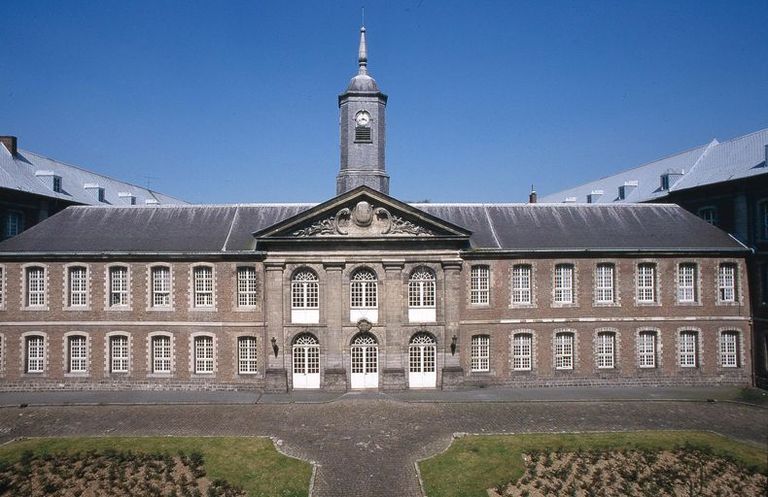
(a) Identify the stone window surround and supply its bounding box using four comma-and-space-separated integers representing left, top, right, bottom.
20, 331, 48, 376
715, 260, 744, 307
468, 264, 491, 307
592, 260, 621, 307
552, 328, 578, 371
634, 260, 662, 307
635, 327, 663, 369
551, 261, 579, 308
233, 333, 260, 377
104, 331, 133, 375
234, 264, 259, 311
0, 263, 5, 311
348, 265, 380, 309
288, 265, 322, 313
404, 262, 442, 322
674, 260, 702, 306
697, 205, 719, 225
189, 332, 217, 375
146, 263, 175, 311
188, 263, 217, 312
0, 331, 5, 375
20, 263, 50, 311
62, 331, 90, 377
676, 327, 702, 369
593, 327, 620, 370
469, 334, 491, 373
509, 261, 537, 309
104, 263, 132, 311
510, 329, 537, 372
62, 263, 91, 311
147, 331, 175, 376
717, 327, 744, 370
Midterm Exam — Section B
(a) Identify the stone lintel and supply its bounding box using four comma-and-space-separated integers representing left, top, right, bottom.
382, 259, 405, 271
322, 259, 346, 271
441, 259, 463, 271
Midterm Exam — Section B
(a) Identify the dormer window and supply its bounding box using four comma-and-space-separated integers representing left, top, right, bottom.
354, 110, 372, 143
53, 176, 62, 193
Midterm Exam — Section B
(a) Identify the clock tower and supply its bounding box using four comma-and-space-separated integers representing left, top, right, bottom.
337, 26, 389, 196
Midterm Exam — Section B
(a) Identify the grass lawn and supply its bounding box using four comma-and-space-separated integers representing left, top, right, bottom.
418, 431, 768, 497
0, 436, 312, 497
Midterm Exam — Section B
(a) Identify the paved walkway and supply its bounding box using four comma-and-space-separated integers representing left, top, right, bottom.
0, 391, 765, 497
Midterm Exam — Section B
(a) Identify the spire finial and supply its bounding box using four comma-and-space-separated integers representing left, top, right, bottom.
357, 22, 368, 75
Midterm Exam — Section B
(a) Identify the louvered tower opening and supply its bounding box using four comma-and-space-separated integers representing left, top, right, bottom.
355, 126, 372, 143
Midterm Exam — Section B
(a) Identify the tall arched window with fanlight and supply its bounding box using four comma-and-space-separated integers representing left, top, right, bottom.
291, 269, 319, 324
350, 268, 378, 323
408, 267, 436, 323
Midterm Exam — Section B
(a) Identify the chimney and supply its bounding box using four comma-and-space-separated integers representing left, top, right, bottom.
764, 144, 767, 167
0, 136, 18, 156
587, 190, 604, 204
118, 192, 136, 205
564, 196, 577, 203
529, 189, 537, 204
145, 198, 159, 205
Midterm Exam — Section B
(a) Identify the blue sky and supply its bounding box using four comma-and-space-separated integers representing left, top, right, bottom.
1, 1, 766, 203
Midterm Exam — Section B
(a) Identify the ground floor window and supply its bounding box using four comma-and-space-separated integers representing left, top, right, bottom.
679, 331, 698, 368
596, 332, 615, 369
637, 331, 657, 368
554, 332, 574, 370
238, 336, 258, 374
719, 331, 739, 368
512, 333, 532, 371
152, 335, 171, 373
68, 335, 87, 373
25, 335, 45, 373
470, 335, 490, 372
110, 335, 129, 373
194, 336, 214, 374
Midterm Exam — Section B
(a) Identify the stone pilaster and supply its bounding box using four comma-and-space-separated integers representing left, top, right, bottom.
264, 260, 287, 392
382, 259, 407, 390
441, 259, 464, 389
323, 259, 347, 391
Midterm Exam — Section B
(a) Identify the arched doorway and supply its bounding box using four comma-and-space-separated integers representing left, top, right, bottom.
409, 332, 436, 388
292, 333, 320, 389
350, 333, 378, 389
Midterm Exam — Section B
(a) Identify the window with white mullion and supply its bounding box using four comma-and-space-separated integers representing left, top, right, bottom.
679, 331, 698, 368
637, 331, 657, 368
594, 264, 615, 304
292, 271, 319, 309
470, 335, 490, 372
110, 335, 129, 373
68, 335, 87, 373
408, 269, 436, 308
0, 267, 4, 306
151, 267, 171, 307
719, 331, 738, 368
596, 332, 615, 369
26, 267, 46, 307
677, 263, 697, 303
68, 267, 88, 307
636, 264, 656, 303
351, 270, 377, 309
238, 336, 258, 374
109, 267, 129, 307
512, 333, 532, 371
194, 336, 214, 373
26, 336, 45, 373
718, 264, 736, 302
193, 267, 214, 307
470, 266, 489, 304
554, 333, 574, 370
554, 264, 574, 304
511, 265, 532, 305
237, 267, 258, 307
152, 335, 171, 373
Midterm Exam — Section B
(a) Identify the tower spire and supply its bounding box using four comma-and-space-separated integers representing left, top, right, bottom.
358, 25, 368, 75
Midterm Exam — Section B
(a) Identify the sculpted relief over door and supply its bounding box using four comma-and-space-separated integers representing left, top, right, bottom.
293, 201, 434, 237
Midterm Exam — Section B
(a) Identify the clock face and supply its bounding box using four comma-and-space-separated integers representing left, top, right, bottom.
355, 111, 371, 126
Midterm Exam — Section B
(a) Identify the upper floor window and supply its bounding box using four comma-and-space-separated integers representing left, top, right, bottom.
238, 336, 258, 374
512, 333, 532, 371
4, 211, 23, 239
151, 335, 171, 373
470, 335, 490, 372
470, 266, 490, 305
237, 267, 258, 307
554, 332, 574, 370
25, 335, 45, 373
553, 264, 574, 304
679, 331, 698, 368
68, 335, 87, 373
698, 206, 718, 226
0, 266, 4, 307
26, 266, 46, 307
109, 266, 129, 307
677, 263, 697, 303
151, 266, 171, 308
292, 270, 319, 309
194, 335, 214, 374
192, 266, 214, 308
511, 265, 532, 305
636, 263, 656, 304
67, 266, 88, 307
408, 268, 436, 309
718, 263, 737, 302
351, 269, 377, 309
596, 331, 616, 369
637, 330, 657, 368
594, 263, 615, 304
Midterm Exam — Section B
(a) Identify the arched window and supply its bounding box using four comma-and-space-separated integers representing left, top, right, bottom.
193, 335, 214, 374
109, 333, 129, 373
637, 330, 657, 368
679, 330, 698, 368
108, 266, 129, 307
470, 335, 490, 372
238, 336, 258, 374
512, 333, 533, 371
292, 333, 320, 389
596, 331, 616, 369
25, 266, 46, 308
408, 267, 436, 322
718, 263, 737, 303
554, 264, 574, 304
350, 333, 378, 389
25, 335, 45, 373
409, 333, 437, 388
554, 332, 574, 370
511, 265, 532, 305
67, 334, 88, 373
350, 269, 378, 323
67, 266, 88, 308
292, 269, 320, 324
192, 266, 214, 308
719, 331, 739, 368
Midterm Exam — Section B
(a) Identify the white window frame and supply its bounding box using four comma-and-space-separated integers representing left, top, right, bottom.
151, 334, 172, 373
698, 206, 718, 225
4, 211, 23, 238
512, 333, 533, 371
470, 265, 489, 305
109, 334, 129, 373
350, 269, 378, 309
108, 265, 130, 308
677, 263, 697, 303
717, 263, 737, 303
67, 266, 88, 308
237, 266, 258, 307
719, 331, 739, 368
408, 267, 436, 309
511, 264, 532, 305
596, 331, 615, 369
25, 266, 46, 308
238, 336, 258, 374
470, 335, 490, 372
192, 265, 214, 308
193, 335, 214, 374
636, 263, 656, 304
553, 264, 574, 304
292, 270, 320, 309
67, 334, 88, 373
679, 331, 698, 368
637, 330, 657, 368
594, 263, 615, 304
25, 334, 45, 373
150, 265, 172, 308
0, 265, 5, 309
554, 332, 574, 370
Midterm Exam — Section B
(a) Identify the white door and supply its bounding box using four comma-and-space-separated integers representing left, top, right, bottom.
293, 335, 320, 389
350, 334, 378, 389
409, 333, 437, 388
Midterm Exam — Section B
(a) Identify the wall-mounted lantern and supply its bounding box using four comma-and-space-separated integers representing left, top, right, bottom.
271, 337, 279, 357
450, 335, 458, 356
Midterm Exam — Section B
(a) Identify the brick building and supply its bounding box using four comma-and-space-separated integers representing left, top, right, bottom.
0, 27, 754, 392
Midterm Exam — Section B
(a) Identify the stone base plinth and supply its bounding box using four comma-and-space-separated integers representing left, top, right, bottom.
264, 368, 288, 393
323, 368, 348, 392
382, 368, 407, 391
441, 366, 464, 391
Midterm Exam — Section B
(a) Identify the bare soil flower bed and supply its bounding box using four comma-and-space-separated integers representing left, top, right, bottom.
491, 445, 767, 497
0, 449, 247, 497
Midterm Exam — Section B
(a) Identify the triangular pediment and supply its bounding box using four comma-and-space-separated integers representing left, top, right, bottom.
252, 186, 472, 241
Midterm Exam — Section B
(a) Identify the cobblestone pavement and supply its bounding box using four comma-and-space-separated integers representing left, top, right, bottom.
0, 400, 765, 497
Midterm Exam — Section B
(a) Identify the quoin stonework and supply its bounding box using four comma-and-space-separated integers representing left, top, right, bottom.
0, 27, 754, 392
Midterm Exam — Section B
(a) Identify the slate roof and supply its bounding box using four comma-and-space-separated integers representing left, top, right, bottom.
0, 143, 186, 206
541, 128, 768, 203
0, 202, 746, 254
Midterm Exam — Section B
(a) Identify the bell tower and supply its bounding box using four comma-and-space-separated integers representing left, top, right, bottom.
337, 26, 389, 195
